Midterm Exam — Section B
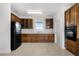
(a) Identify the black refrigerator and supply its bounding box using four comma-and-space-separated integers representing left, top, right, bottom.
11, 21, 21, 50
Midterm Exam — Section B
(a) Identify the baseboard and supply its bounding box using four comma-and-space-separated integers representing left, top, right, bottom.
0, 50, 11, 54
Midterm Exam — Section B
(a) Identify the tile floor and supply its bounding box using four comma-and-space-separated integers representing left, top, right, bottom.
0, 43, 74, 56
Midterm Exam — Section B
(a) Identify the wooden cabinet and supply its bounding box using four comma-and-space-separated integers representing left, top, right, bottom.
20, 19, 33, 29
65, 39, 77, 54
65, 3, 79, 56
11, 13, 21, 22
46, 18, 53, 29
21, 34, 54, 42
65, 39, 79, 55
65, 10, 71, 26
65, 4, 79, 37
76, 4, 79, 37
28, 19, 33, 28
65, 4, 77, 26
70, 5, 76, 25
77, 39, 79, 55
20, 19, 25, 28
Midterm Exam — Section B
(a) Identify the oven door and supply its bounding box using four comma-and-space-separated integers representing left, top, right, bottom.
65, 25, 77, 41
66, 31, 73, 38
66, 31, 76, 41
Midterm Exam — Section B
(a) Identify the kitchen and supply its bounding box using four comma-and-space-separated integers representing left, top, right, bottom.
0, 3, 79, 56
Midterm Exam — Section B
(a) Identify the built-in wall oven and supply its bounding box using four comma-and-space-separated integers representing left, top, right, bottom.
65, 25, 77, 41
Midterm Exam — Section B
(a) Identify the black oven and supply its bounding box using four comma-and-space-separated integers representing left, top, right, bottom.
65, 25, 77, 41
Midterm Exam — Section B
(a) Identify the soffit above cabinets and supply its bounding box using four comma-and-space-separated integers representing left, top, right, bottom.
11, 3, 74, 18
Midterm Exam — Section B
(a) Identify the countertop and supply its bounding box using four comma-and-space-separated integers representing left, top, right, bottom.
21, 29, 54, 34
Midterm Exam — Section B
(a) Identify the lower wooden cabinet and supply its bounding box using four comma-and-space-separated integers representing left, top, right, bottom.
65, 39, 79, 55
21, 34, 54, 42
76, 39, 79, 55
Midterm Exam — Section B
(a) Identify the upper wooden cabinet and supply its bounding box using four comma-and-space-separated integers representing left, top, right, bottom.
46, 18, 53, 29
65, 9, 71, 26
20, 19, 33, 29
70, 5, 76, 25
76, 4, 79, 37
65, 4, 77, 27
11, 13, 21, 22
65, 4, 79, 37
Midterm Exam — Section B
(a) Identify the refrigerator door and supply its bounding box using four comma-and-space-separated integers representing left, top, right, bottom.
15, 22, 21, 49
11, 21, 21, 50
11, 22, 16, 50
15, 22, 21, 34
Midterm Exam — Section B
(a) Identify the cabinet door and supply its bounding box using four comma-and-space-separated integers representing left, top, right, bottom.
21, 34, 27, 42
76, 4, 79, 37
48, 34, 52, 42
46, 19, 53, 29
20, 19, 33, 29
28, 19, 33, 28
77, 39, 79, 55
20, 19, 24, 28
70, 5, 76, 25
65, 10, 71, 26
44, 34, 48, 42
77, 39, 79, 49
48, 34, 54, 42
65, 39, 77, 54
25, 19, 28, 28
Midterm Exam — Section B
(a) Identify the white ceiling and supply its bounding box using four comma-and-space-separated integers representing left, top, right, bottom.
11, 3, 74, 18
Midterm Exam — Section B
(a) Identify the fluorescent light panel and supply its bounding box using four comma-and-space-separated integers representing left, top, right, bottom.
27, 10, 42, 14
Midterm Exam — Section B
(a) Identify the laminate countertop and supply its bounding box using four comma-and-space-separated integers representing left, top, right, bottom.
21, 29, 54, 34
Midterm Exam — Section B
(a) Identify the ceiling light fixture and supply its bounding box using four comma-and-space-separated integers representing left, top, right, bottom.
27, 10, 42, 14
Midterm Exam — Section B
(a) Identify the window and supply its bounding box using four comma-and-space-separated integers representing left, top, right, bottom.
36, 21, 43, 31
